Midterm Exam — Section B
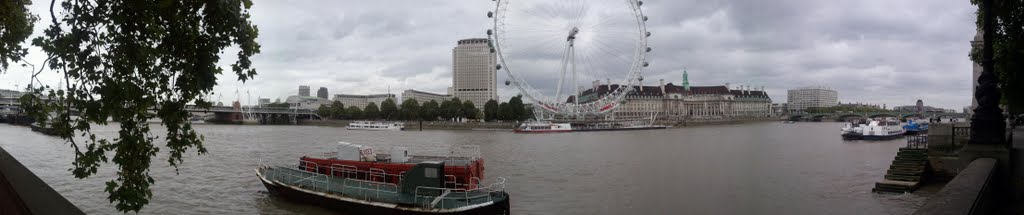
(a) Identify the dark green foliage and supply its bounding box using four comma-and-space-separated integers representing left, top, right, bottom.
346, 106, 363, 119
331, 101, 345, 120
400, 98, 419, 120
420, 100, 439, 120
509, 95, 528, 121
364, 102, 380, 119
19, 0, 260, 212
498, 102, 511, 120
462, 100, 478, 120
0, 0, 37, 71
483, 99, 499, 121
971, 0, 1024, 113
380, 98, 399, 120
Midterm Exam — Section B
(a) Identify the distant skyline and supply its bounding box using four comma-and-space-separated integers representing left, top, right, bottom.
0, 0, 978, 109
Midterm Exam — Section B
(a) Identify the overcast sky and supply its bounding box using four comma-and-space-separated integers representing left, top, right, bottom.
1, 0, 979, 109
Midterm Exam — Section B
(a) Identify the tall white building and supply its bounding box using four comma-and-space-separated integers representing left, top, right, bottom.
452, 38, 497, 110
787, 87, 838, 112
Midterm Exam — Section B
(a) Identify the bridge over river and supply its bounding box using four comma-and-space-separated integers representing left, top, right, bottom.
789, 111, 969, 121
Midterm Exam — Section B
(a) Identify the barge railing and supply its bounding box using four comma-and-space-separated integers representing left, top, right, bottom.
414, 177, 507, 209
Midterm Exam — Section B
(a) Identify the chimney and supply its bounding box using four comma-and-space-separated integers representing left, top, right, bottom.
606, 78, 611, 86
593, 80, 599, 90
725, 83, 730, 90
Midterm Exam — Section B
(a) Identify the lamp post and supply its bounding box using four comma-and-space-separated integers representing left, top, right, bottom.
969, 0, 1005, 146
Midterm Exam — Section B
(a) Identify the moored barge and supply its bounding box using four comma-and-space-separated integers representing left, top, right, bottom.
256, 161, 510, 214
299, 143, 485, 189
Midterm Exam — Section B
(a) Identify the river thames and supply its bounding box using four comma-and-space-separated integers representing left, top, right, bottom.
0, 121, 933, 214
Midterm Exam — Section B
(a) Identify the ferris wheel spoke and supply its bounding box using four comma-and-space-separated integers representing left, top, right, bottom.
493, 0, 647, 118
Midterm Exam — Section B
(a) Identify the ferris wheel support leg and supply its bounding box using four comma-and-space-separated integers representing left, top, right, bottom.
555, 44, 570, 102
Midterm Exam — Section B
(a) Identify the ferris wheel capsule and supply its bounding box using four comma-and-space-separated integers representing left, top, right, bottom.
487, 11, 493, 18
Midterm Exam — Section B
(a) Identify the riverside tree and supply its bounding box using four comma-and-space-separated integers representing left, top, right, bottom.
364, 102, 381, 119
483, 99, 498, 121
9, 0, 260, 212
462, 100, 478, 120
400, 98, 419, 120
380, 98, 399, 120
420, 100, 439, 121
0, 0, 37, 72
971, 0, 1023, 113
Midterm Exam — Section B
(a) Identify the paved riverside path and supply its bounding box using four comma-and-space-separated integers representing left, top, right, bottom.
0, 146, 83, 215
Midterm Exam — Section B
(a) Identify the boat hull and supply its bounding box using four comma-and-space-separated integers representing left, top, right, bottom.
259, 174, 510, 215
863, 134, 903, 141
841, 132, 863, 140
346, 127, 403, 131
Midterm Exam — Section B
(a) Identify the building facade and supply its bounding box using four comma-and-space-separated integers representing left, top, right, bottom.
334, 94, 396, 109
285, 95, 331, 110
257, 98, 271, 107
787, 87, 838, 113
971, 28, 982, 113
401, 89, 451, 104
452, 38, 497, 110
317, 87, 329, 99
298, 85, 311, 97
578, 71, 773, 120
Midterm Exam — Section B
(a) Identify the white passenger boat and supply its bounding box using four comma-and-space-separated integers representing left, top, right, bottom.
514, 122, 573, 133
345, 121, 404, 131
861, 120, 905, 140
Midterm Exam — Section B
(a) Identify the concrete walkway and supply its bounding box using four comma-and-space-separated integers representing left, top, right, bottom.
0, 146, 83, 215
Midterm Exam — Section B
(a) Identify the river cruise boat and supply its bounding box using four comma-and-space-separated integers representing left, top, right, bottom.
514, 120, 669, 133
256, 160, 510, 214
347, 121, 404, 131
298, 142, 485, 190
861, 120, 905, 140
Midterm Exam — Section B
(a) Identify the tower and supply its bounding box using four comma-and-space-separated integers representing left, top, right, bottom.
682, 68, 690, 91
452, 38, 497, 110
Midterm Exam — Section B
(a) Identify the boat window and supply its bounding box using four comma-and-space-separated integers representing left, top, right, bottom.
424, 167, 438, 178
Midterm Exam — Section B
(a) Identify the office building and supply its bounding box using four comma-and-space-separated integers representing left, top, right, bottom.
401, 90, 451, 104
317, 87, 329, 99
334, 94, 396, 109
787, 87, 838, 113
452, 38, 497, 109
298, 85, 311, 97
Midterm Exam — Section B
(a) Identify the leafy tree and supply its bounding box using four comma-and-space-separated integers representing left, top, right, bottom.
420, 100, 439, 121
971, 0, 1024, 113
462, 100, 478, 120
346, 106, 363, 120
331, 101, 345, 120
0, 0, 37, 71
509, 95, 527, 121
483, 99, 499, 121
447, 97, 463, 121
400, 98, 420, 120
317, 105, 332, 119
17, 0, 260, 212
380, 98, 399, 120
364, 102, 380, 119
498, 102, 511, 121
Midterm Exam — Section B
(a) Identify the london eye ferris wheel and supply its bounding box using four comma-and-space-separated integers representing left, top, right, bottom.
488, 0, 651, 119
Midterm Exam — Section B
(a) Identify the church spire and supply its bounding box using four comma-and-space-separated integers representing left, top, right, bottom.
682, 68, 690, 91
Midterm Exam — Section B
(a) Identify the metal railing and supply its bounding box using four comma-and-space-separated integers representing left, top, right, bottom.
413, 177, 507, 209
906, 134, 928, 149
264, 162, 401, 202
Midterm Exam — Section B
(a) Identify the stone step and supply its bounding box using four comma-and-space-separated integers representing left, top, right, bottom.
884, 174, 921, 182
886, 170, 922, 176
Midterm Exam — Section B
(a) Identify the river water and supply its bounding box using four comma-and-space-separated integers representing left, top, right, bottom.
0, 122, 933, 214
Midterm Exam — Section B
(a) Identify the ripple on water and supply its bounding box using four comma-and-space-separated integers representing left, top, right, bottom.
0, 122, 931, 214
